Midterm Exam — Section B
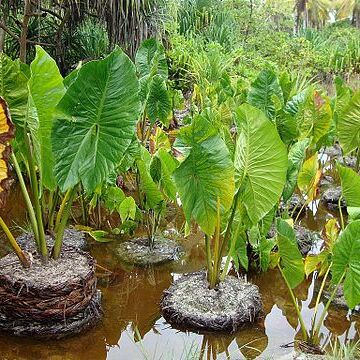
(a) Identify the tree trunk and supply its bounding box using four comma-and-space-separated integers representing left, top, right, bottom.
353, 8, 360, 28
0, 0, 6, 53
0, 28, 5, 53
19, 0, 33, 63
55, 4, 70, 74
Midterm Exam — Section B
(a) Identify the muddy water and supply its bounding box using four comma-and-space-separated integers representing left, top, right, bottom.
0, 188, 359, 360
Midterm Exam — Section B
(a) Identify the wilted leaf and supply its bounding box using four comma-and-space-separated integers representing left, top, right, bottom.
0, 98, 15, 201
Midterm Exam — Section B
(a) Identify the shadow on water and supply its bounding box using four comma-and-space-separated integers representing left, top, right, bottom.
0, 185, 359, 360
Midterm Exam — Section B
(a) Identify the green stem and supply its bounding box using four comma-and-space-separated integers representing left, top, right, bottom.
205, 234, 213, 286
211, 198, 221, 288
294, 200, 308, 224
220, 221, 242, 281
310, 265, 331, 340
97, 199, 102, 228
11, 152, 39, 247
48, 188, 59, 231
278, 265, 308, 341
339, 196, 345, 230
55, 188, 71, 233
0, 216, 30, 268
79, 185, 88, 226
217, 190, 240, 271
25, 134, 47, 259
52, 188, 76, 260
313, 271, 346, 341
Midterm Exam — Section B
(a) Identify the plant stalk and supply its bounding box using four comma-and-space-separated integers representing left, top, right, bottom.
55, 188, 71, 233
52, 188, 76, 260
48, 188, 59, 231
217, 189, 240, 272
25, 134, 47, 259
79, 184, 88, 226
338, 196, 345, 230
220, 221, 242, 281
211, 197, 221, 288
313, 271, 346, 341
278, 264, 308, 341
11, 152, 39, 247
309, 265, 331, 340
0, 216, 30, 268
205, 234, 213, 286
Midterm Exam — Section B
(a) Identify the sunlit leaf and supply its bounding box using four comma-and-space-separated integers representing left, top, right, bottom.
174, 113, 235, 236
277, 218, 305, 289
28, 46, 65, 190
234, 104, 288, 225
52, 48, 140, 192
332, 220, 360, 309
146, 75, 171, 125
247, 69, 283, 120
0, 53, 28, 128
119, 196, 137, 222
297, 154, 321, 202
135, 38, 168, 80
283, 139, 309, 202
338, 90, 360, 154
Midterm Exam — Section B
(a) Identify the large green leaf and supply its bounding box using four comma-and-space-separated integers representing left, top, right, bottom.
283, 139, 309, 202
247, 69, 283, 120
297, 89, 332, 146
230, 227, 248, 271
337, 164, 360, 219
135, 38, 168, 80
153, 148, 178, 200
332, 220, 360, 309
338, 90, 360, 154
337, 164, 360, 207
119, 196, 137, 222
136, 150, 164, 209
234, 104, 288, 225
0, 53, 28, 127
275, 109, 299, 145
28, 46, 65, 190
173, 114, 235, 236
146, 75, 171, 125
52, 48, 140, 192
334, 76, 352, 124
277, 218, 305, 289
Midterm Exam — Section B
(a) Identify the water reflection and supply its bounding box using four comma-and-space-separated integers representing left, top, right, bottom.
0, 185, 359, 359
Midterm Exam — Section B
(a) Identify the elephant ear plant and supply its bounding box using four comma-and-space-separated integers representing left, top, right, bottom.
271, 163, 360, 352
0, 46, 140, 339
115, 39, 181, 266
160, 110, 263, 333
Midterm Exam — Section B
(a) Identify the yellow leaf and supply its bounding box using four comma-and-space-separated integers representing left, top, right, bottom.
297, 154, 321, 201
0, 98, 15, 202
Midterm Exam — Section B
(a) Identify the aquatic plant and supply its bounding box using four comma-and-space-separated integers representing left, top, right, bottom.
0, 45, 140, 263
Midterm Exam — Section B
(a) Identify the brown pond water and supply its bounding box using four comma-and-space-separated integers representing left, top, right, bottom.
0, 185, 359, 360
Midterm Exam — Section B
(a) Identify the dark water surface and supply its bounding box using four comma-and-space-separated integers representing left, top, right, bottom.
0, 186, 358, 360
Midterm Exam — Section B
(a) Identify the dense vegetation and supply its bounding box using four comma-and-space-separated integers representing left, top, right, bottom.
1, 0, 360, 358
